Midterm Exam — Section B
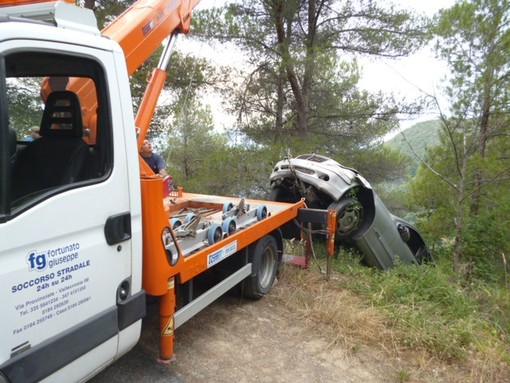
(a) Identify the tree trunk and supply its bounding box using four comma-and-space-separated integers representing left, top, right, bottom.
273, 0, 309, 138
453, 189, 464, 273
274, 66, 285, 141
470, 80, 491, 216
453, 132, 470, 273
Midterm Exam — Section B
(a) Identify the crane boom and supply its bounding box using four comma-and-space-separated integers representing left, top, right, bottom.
103, 0, 199, 77
103, 0, 201, 171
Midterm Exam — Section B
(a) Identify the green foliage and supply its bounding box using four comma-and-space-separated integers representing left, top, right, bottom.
406, 153, 456, 240
433, 0, 510, 118
331, 248, 510, 362
163, 97, 219, 182
162, 97, 274, 198
188, 144, 274, 198
192, 0, 430, 180
462, 209, 510, 282
413, 0, 510, 272
406, 118, 510, 275
384, 119, 442, 176
396, 369, 412, 383
347, 145, 408, 184
7, 78, 43, 137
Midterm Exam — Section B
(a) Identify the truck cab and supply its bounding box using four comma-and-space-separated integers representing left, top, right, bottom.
0, 4, 145, 382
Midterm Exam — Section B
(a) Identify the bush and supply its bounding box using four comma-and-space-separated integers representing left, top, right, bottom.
462, 212, 510, 283
330, 249, 509, 361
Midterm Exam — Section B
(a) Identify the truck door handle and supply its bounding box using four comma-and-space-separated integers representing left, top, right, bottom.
104, 212, 132, 245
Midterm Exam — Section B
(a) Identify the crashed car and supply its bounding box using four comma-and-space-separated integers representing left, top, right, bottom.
269, 154, 432, 270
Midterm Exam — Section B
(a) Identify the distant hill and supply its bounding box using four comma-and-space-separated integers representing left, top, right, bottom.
385, 119, 442, 175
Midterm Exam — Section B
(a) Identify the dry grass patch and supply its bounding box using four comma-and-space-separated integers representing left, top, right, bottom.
270, 248, 510, 382
272, 264, 393, 352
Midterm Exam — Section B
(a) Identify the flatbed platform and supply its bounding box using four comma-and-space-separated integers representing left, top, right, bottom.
163, 192, 304, 258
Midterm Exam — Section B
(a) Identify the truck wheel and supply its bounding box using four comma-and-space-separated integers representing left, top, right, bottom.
242, 235, 279, 299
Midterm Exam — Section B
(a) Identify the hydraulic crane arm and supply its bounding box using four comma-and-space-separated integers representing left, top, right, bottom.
102, 0, 200, 155
102, 0, 199, 77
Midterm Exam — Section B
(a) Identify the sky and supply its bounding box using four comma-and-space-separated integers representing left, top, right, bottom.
186, 0, 458, 133
359, 0, 456, 132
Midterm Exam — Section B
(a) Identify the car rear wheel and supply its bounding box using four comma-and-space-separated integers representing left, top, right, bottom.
328, 197, 364, 240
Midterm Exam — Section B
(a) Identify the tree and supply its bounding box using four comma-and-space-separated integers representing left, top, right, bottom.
163, 98, 226, 191
192, 0, 428, 172
434, 0, 510, 215
408, 120, 510, 279
7, 78, 44, 138
192, 143, 277, 198
417, 0, 510, 273
407, 0, 510, 276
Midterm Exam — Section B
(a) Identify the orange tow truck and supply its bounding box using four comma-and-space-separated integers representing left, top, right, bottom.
0, 1, 317, 382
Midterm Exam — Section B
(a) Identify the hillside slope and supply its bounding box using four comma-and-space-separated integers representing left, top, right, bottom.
385, 120, 442, 175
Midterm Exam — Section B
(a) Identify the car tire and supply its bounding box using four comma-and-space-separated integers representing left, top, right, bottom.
328, 197, 364, 240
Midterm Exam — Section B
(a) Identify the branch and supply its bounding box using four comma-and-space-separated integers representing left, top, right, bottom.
461, 166, 510, 203
398, 128, 458, 191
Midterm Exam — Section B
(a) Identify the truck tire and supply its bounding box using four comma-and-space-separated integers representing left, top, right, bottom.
242, 235, 279, 299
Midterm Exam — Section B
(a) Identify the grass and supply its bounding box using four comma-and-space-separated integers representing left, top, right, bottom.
274, 241, 510, 382
396, 369, 412, 383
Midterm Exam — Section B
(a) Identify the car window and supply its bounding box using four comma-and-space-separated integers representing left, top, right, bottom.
0, 51, 112, 221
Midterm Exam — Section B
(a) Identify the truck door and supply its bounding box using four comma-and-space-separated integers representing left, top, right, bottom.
0, 42, 143, 382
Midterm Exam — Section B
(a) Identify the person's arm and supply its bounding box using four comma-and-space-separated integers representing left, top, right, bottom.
156, 155, 167, 177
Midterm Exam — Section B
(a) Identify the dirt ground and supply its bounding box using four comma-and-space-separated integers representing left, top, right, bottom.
168, 294, 395, 383
94, 271, 507, 383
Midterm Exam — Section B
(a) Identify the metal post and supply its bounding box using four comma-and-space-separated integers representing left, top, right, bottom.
326, 209, 336, 279
304, 223, 312, 269
159, 278, 176, 363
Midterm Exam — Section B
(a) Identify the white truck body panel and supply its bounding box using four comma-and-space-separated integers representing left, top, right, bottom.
0, 18, 143, 382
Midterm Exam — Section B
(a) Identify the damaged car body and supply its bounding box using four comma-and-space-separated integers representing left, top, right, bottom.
269, 154, 432, 270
